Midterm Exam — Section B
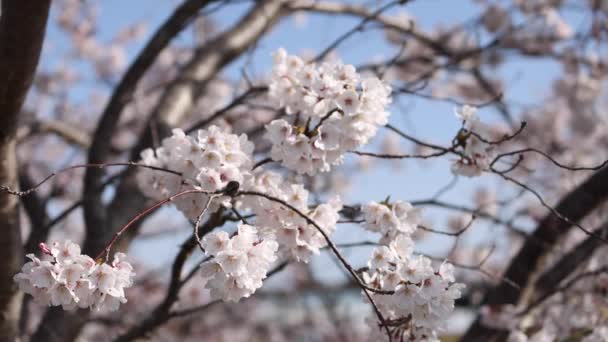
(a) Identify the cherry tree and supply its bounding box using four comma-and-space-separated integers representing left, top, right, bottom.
2, 0, 608, 341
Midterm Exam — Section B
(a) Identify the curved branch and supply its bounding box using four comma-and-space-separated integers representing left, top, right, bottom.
237, 190, 393, 339
114, 211, 226, 342
82, 0, 220, 257
288, 0, 449, 56
534, 220, 608, 298
102, 0, 285, 270
463, 166, 608, 341
491, 147, 608, 171
32, 2, 219, 340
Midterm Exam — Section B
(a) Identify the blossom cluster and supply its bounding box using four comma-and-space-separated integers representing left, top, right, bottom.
266, 48, 392, 175
13, 240, 134, 311
199, 222, 278, 302
361, 199, 423, 244
451, 105, 495, 177
242, 171, 342, 262
136, 126, 254, 220
363, 235, 464, 341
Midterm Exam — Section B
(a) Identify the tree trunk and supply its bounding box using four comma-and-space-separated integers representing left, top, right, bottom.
0, 1, 51, 340
462, 166, 608, 341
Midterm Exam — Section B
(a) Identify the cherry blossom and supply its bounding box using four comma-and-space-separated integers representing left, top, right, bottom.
13, 240, 134, 312
361, 199, 423, 243
266, 48, 392, 175
451, 105, 496, 177
242, 171, 342, 262
363, 235, 464, 341
136, 126, 254, 220
199, 222, 278, 302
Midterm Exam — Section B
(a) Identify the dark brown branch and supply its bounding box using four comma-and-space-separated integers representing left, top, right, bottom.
289, 1, 450, 57
492, 154, 524, 174
192, 195, 218, 254
491, 170, 607, 242
96, 188, 221, 262
185, 86, 268, 134
463, 166, 608, 341
114, 211, 226, 342
431, 174, 459, 199
418, 215, 475, 237
82, 0, 220, 248
385, 123, 452, 152
166, 300, 221, 320
19, 119, 90, 148
101, 0, 285, 262
411, 199, 530, 239
534, 220, 608, 298
490, 147, 608, 171
519, 266, 608, 317
1, 162, 181, 198
0, 1, 51, 340
312, 0, 407, 62
468, 121, 527, 146
237, 190, 393, 340
252, 157, 273, 170
350, 149, 450, 160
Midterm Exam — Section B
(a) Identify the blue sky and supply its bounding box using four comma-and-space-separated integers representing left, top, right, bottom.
38, 0, 568, 282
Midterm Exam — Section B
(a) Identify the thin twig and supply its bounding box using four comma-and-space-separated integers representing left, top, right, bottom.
312, 0, 406, 63
431, 174, 459, 199
252, 157, 273, 170
490, 147, 608, 171
193, 194, 219, 253
95, 188, 221, 261
490, 169, 608, 243
418, 215, 475, 237
350, 150, 449, 159
468, 121, 527, 146
237, 190, 393, 339
0, 162, 180, 197
185, 86, 268, 134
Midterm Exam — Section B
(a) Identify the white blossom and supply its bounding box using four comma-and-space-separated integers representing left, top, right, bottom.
199, 222, 278, 302
13, 240, 134, 312
266, 48, 392, 175
241, 171, 342, 262
362, 200, 422, 243
451, 105, 495, 177
363, 234, 464, 341
136, 126, 254, 220
454, 104, 478, 123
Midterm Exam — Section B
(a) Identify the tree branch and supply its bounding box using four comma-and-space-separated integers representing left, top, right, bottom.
463, 166, 608, 341
31, 1, 220, 340
114, 210, 226, 342
19, 172, 50, 256
102, 0, 285, 267
533, 220, 608, 299
81, 0, 221, 261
